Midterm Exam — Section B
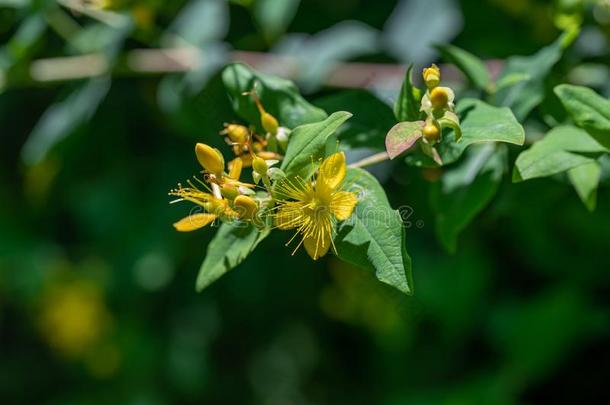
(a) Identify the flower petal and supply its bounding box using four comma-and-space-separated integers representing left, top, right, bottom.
173, 213, 216, 232
228, 157, 243, 180
331, 191, 357, 221
303, 232, 331, 260
318, 152, 346, 195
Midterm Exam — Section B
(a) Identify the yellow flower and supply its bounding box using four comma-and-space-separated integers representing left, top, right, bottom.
170, 144, 259, 231
169, 181, 238, 232
274, 152, 358, 260
423, 64, 441, 88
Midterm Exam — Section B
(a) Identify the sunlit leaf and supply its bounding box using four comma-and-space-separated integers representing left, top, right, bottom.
335, 168, 413, 295
513, 125, 607, 182
280, 111, 352, 179
554, 84, 610, 148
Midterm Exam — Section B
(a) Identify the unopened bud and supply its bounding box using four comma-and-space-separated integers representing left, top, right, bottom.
195, 143, 224, 175
423, 64, 441, 89
252, 156, 269, 176
261, 112, 279, 135
423, 121, 441, 143
222, 124, 249, 144
220, 183, 239, 200
234, 195, 258, 220
430, 87, 450, 110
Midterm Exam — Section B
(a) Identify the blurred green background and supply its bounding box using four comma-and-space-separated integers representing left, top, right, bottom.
1, 0, 610, 403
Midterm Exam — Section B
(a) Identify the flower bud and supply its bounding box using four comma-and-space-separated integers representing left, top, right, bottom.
261, 112, 279, 136
252, 156, 269, 176
430, 87, 450, 110
223, 124, 249, 144
423, 64, 441, 89
423, 121, 441, 143
195, 143, 224, 176
234, 195, 258, 220
220, 183, 239, 200
203, 197, 228, 216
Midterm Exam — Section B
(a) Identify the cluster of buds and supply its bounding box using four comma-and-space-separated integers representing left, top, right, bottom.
169, 143, 261, 232
170, 89, 288, 231
416, 65, 461, 165
420, 64, 459, 145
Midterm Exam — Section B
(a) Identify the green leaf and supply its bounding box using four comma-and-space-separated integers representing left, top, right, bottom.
436, 44, 490, 90
568, 161, 601, 212
554, 84, 610, 148
385, 121, 423, 159
394, 65, 422, 122
197, 222, 269, 291
314, 90, 396, 150
406, 98, 524, 167
280, 111, 352, 179
335, 168, 413, 295
431, 144, 506, 253
513, 125, 607, 182
221, 63, 327, 131
494, 34, 566, 120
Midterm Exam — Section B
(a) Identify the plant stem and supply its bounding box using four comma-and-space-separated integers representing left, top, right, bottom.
348, 152, 391, 169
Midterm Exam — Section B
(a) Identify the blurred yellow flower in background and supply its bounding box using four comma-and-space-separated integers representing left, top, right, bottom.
39, 280, 112, 358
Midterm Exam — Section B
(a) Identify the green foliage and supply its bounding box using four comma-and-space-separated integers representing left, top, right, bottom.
514, 125, 607, 181
555, 84, 610, 148
280, 111, 352, 179
394, 65, 422, 122
197, 222, 270, 291
494, 33, 567, 120
335, 168, 413, 295
221, 63, 327, 130
431, 144, 507, 252
314, 90, 396, 150
406, 99, 524, 167
513, 125, 607, 209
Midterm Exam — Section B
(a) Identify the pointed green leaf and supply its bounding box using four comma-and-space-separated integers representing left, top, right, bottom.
568, 161, 601, 212
554, 84, 610, 148
197, 222, 269, 292
494, 34, 566, 120
513, 125, 607, 182
335, 168, 413, 295
394, 65, 422, 122
280, 111, 352, 179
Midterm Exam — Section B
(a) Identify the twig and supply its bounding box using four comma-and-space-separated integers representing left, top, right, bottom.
348, 151, 391, 169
